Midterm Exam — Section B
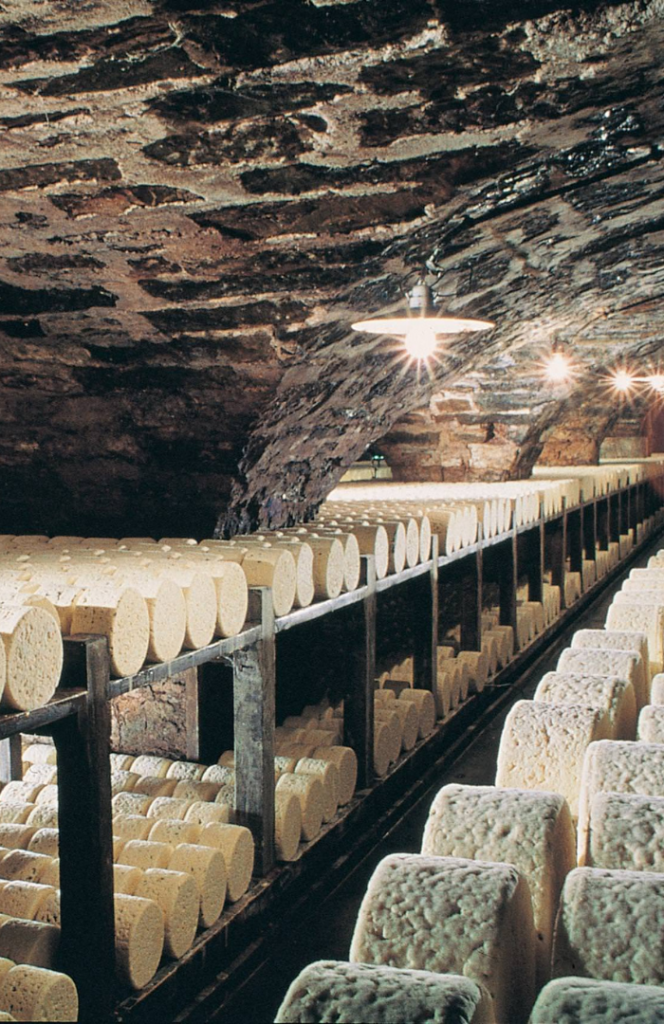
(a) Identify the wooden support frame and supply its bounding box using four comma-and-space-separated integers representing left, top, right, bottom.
343, 556, 376, 791
545, 515, 566, 605
413, 535, 439, 690
583, 500, 597, 561
459, 550, 482, 651
596, 496, 609, 551
567, 508, 584, 572
0, 735, 21, 782
518, 522, 544, 602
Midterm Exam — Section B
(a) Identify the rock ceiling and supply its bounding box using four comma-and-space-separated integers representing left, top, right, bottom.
1, 0, 663, 535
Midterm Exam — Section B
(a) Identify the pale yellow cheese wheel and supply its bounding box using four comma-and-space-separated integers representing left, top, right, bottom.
110, 770, 141, 797
0, 957, 13, 980
21, 745, 56, 767
146, 798, 193, 821
33, 888, 60, 927
0, 963, 78, 1022
136, 867, 198, 959
241, 548, 297, 617
374, 709, 402, 764
34, 786, 58, 807
391, 698, 419, 751
0, 881, 54, 920
169, 842, 227, 928
112, 793, 154, 817
113, 816, 153, 841
113, 863, 143, 895
118, 840, 173, 870
398, 688, 436, 738
119, 576, 187, 664
311, 746, 357, 805
0, 850, 52, 884
173, 780, 220, 803
25, 808, 57, 830
132, 777, 178, 799
294, 759, 339, 822
183, 802, 230, 826
113, 838, 127, 859
197, 823, 254, 901
110, 753, 136, 772
210, 561, 249, 637
0, 824, 37, 849
71, 587, 150, 678
38, 860, 60, 888
130, 755, 173, 779
114, 893, 164, 990
0, 805, 34, 826
148, 820, 201, 847
0, 606, 62, 712
373, 721, 392, 779
27, 829, 59, 859
165, 761, 206, 782
306, 537, 345, 601
0, 918, 59, 969
276, 774, 323, 843
275, 790, 301, 862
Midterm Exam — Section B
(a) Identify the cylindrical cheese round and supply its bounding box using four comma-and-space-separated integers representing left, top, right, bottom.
241, 548, 297, 617
183, 802, 230, 826
27, 829, 59, 858
148, 820, 201, 847
391, 698, 419, 750
0, 880, 54, 920
0, 805, 35, 826
165, 761, 206, 782
310, 747, 357, 806
22, 745, 56, 767
638, 705, 664, 743
534, 672, 636, 740
114, 863, 143, 895
135, 868, 198, 959
113, 815, 152, 841
118, 840, 173, 870
146, 797, 192, 821
169, 842, 227, 928
0, 963, 78, 1022
294, 759, 339, 823
531, 977, 664, 1024
115, 575, 187, 664
584, 791, 664, 872
71, 587, 150, 678
373, 709, 401, 765
0, 606, 62, 712
172, 780, 220, 803
0, 850, 52, 884
112, 793, 154, 817
397, 688, 436, 738
132, 777, 178, 799
373, 721, 391, 779
25, 807, 57, 830
275, 789, 301, 862
130, 755, 173, 779
350, 853, 536, 1024
114, 892, 165, 990
0, 823, 37, 848
0, 918, 60, 969
196, 823, 254, 901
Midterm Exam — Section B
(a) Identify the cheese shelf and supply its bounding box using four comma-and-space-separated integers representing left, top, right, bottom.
0, 474, 659, 1023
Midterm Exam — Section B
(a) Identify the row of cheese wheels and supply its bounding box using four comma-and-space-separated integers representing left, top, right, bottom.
0, 960, 77, 1022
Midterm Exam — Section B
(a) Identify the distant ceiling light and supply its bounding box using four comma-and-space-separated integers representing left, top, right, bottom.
543, 348, 575, 384
610, 368, 636, 393
648, 374, 664, 393
351, 283, 494, 363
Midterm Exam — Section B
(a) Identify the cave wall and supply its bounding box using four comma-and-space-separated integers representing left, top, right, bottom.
1, 2, 664, 534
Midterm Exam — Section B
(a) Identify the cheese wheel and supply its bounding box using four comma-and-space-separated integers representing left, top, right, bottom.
172, 780, 220, 803
534, 672, 636, 740
132, 777, 177, 799
208, 561, 249, 637
169, 843, 227, 928
481, 635, 498, 677
650, 673, 664, 703
334, 532, 361, 592
201, 765, 235, 786
197, 823, 254, 901
0, 851, 52, 884
34, 786, 58, 807
0, 805, 34, 826
638, 705, 664, 743
275, 789, 301, 862
152, 568, 217, 651
183, 802, 230, 826
531, 977, 664, 1024
553, 867, 664, 986
390, 698, 419, 750
310, 747, 357, 805
38, 860, 59, 888
148, 820, 201, 846
456, 651, 489, 694
130, 756, 172, 779
584, 792, 664, 872
27, 830, 59, 858
0, 918, 59, 969
21, 745, 56, 767
114, 893, 164, 990
0, 881, 54, 920
71, 587, 149, 678
146, 797, 192, 821
422, 784, 575, 986
396, 688, 436, 738
110, 771, 140, 796
33, 888, 60, 927
25, 808, 57, 830
0, 964, 78, 1022
113, 837, 127, 859
373, 709, 401, 765
434, 671, 453, 720
372, 721, 391, 779
294, 759, 339, 822
274, 960, 493, 1024
0, 824, 37, 848
496, 701, 610, 817
558, 645, 647, 710
112, 793, 154, 817
350, 853, 536, 1024
135, 868, 198, 959
241, 549, 297, 617
0, 958, 13, 981
488, 625, 514, 663
113, 816, 152, 841
116, 576, 187, 664
165, 761, 206, 782
572, 627, 650, 693
605, 602, 664, 679
118, 840, 173, 870
0, 606, 62, 712
114, 864, 143, 895
109, 753, 136, 771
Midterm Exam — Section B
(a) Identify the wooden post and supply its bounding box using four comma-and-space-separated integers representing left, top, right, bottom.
53, 636, 115, 1024
233, 588, 275, 876
547, 516, 566, 602
413, 535, 438, 691
460, 551, 481, 651
520, 524, 543, 602
498, 532, 518, 633
185, 670, 202, 762
596, 496, 609, 550
583, 500, 597, 561
610, 493, 621, 542
344, 556, 375, 791
568, 509, 583, 572
0, 736, 21, 782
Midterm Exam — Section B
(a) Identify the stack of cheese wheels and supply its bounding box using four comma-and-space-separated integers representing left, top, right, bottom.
0, 962, 78, 1022
564, 571, 582, 607
309, 747, 357, 806
277, 534, 342, 603
382, 685, 436, 739
638, 705, 664, 742
606, 599, 664, 676
496, 701, 610, 818
484, 625, 514, 667
582, 792, 664, 871
274, 961, 494, 1024
114, 892, 164, 989
0, 917, 60, 969
294, 759, 339, 822
375, 691, 418, 751
147, 567, 217, 650
182, 558, 249, 636
0, 605, 63, 712
570, 628, 650, 693
553, 867, 664, 986
169, 842, 227, 927
103, 574, 186, 664
533, 672, 636, 740
373, 706, 401, 765
350, 853, 536, 1024
276, 773, 324, 842
557, 647, 647, 711
312, 529, 361, 593
531, 977, 664, 1023
135, 867, 198, 959
70, 586, 150, 677
577, 740, 664, 856
195, 823, 254, 901
456, 651, 489, 694
421, 784, 575, 987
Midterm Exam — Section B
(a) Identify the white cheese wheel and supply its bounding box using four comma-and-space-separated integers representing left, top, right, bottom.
118, 840, 173, 870
348, 526, 389, 581
25, 808, 57, 830
135, 868, 198, 959
33, 889, 60, 927
0, 783, 42, 806
275, 789, 301, 863
567, 633, 650, 703
21, 745, 56, 767
34, 786, 58, 807
274, 960, 494, 1024
114, 864, 143, 895
114, 892, 164, 990
109, 753, 136, 772
196, 823, 254, 901
112, 793, 154, 817
71, 586, 150, 677
310, 747, 357, 805
0, 824, 37, 848
172, 780, 220, 803
553, 867, 664, 986
0, 881, 54, 921
146, 797, 192, 821
650, 673, 664, 703
0, 851, 51, 885
148, 820, 201, 847
531, 976, 664, 1024
183, 802, 230, 826
276, 773, 324, 843
0, 964, 78, 1022
578, 740, 664, 857
130, 755, 173, 779
396, 688, 436, 738
38, 860, 59, 888
350, 853, 536, 1024
241, 549, 297, 616
584, 791, 664, 872
496, 701, 609, 818
534, 672, 636, 740
294, 759, 339, 822
113, 816, 152, 841
421, 784, 575, 987
169, 842, 227, 928
110, 770, 140, 796
115, 576, 187, 664
638, 705, 664, 743
434, 670, 453, 720
151, 568, 217, 651
0, 607, 61, 712
27, 830, 59, 858
165, 761, 206, 782
0, 806, 34, 826
200, 765, 235, 786
0, 918, 59, 969
605, 602, 664, 679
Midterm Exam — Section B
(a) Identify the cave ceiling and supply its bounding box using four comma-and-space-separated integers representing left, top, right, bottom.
1, 0, 663, 535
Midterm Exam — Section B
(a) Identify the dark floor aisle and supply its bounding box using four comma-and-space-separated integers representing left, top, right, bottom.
209, 537, 659, 1024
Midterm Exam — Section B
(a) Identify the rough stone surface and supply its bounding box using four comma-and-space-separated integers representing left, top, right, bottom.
0, 2, 663, 533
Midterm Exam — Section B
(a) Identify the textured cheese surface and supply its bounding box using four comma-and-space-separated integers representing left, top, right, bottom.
572, 627, 650, 690
136, 868, 198, 959
275, 960, 495, 1024
201, 764, 235, 785
169, 842, 227, 928
350, 853, 536, 1024
112, 793, 154, 817
637, 705, 664, 743
172, 780, 220, 803
148, 819, 201, 847
114, 893, 164, 990
294, 760, 339, 822
457, 652, 488, 694
145, 797, 191, 821
184, 801, 229, 825
422, 784, 574, 985
275, 789, 301, 862
0, 606, 62, 712
553, 867, 664, 985
27, 829, 59, 858
25, 808, 57, 830
650, 673, 664, 703
22, 765, 57, 788
310, 747, 357, 805
33, 889, 60, 928
0, 964, 78, 1023
110, 770, 140, 797
534, 672, 636, 739
243, 548, 298, 615
496, 701, 609, 816
0, 784, 42, 806
557, 648, 645, 709
585, 792, 664, 872
372, 721, 391, 778
197, 823, 254, 901
373, 708, 401, 764
0, 918, 59, 969
113, 864, 143, 895
399, 688, 436, 737
119, 840, 173, 870
131, 756, 172, 779
0, 851, 51, 884
578, 741, 664, 851
165, 761, 206, 782
531, 976, 664, 1024
113, 815, 152, 841
110, 753, 136, 772
132, 777, 177, 799
0, 881, 54, 921
0, 805, 33, 826
34, 785, 58, 807
606, 603, 664, 679
276, 774, 324, 843
22, 745, 56, 767
391, 699, 419, 750
0, 823, 37, 848
71, 588, 150, 678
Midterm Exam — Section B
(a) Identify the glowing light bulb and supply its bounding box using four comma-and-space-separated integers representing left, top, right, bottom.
403, 323, 439, 361
611, 369, 635, 393
544, 351, 573, 383
648, 374, 664, 392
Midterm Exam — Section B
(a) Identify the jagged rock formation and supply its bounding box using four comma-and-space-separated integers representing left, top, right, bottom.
1, 1, 663, 534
